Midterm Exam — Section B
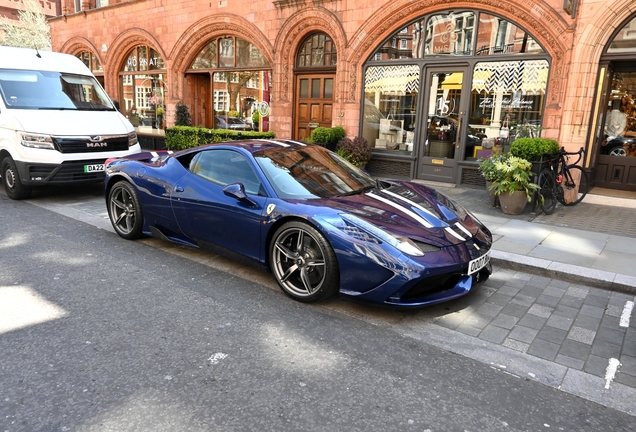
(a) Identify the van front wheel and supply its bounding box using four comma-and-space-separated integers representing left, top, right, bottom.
1, 157, 32, 200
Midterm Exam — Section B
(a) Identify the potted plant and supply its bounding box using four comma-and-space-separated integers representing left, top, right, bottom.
478, 152, 506, 207
488, 155, 539, 215
335, 136, 372, 168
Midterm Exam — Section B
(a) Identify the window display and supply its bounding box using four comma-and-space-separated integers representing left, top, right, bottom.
601, 72, 636, 157
363, 65, 419, 154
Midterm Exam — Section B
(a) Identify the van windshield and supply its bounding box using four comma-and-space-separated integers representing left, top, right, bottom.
0, 69, 115, 111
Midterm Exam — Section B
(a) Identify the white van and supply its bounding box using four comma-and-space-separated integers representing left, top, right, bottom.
0, 46, 141, 199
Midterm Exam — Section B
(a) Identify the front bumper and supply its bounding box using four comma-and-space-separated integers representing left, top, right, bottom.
14, 159, 107, 185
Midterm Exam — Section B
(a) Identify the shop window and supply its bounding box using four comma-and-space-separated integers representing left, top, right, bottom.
476, 14, 544, 55
607, 16, 636, 53
363, 65, 420, 154
296, 33, 337, 68
466, 60, 548, 160
119, 45, 167, 128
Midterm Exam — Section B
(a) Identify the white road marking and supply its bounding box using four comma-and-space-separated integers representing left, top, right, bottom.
208, 352, 228, 364
619, 301, 634, 328
604, 358, 621, 389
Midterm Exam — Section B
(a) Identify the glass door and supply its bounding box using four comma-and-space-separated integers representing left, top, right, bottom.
417, 67, 469, 183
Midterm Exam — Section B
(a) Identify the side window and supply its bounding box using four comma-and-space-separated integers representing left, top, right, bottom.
189, 149, 263, 195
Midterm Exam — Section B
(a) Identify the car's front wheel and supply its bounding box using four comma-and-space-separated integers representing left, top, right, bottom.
1, 157, 32, 200
107, 181, 144, 239
269, 221, 339, 303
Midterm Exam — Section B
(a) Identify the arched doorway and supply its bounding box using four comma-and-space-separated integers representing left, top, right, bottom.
590, 14, 636, 191
293, 32, 337, 141
185, 36, 271, 131
361, 10, 550, 184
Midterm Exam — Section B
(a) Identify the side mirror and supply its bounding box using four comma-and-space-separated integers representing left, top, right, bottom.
223, 182, 257, 207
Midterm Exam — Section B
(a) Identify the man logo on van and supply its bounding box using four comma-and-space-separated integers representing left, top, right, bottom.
87, 136, 107, 148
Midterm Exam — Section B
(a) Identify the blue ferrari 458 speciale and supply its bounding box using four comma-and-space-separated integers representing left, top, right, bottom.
104, 139, 492, 308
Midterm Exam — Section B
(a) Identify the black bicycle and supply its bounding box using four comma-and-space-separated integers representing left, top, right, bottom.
536, 147, 589, 215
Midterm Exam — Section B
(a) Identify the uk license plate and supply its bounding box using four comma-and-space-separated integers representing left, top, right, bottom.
468, 250, 491, 275
84, 164, 105, 173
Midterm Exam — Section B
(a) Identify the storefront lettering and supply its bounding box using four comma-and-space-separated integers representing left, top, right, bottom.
479, 96, 533, 109
127, 56, 160, 69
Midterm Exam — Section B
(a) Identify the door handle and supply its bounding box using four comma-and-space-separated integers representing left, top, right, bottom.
174, 185, 184, 192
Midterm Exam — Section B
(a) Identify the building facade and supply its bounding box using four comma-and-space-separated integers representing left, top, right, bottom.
47, 0, 636, 191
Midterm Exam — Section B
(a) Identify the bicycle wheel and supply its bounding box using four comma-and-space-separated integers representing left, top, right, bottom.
537, 169, 557, 215
557, 165, 589, 206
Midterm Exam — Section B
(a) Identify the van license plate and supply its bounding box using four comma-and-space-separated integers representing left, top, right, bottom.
84, 164, 105, 173
468, 250, 491, 275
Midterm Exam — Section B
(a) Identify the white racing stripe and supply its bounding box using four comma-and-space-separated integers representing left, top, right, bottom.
366, 192, 433, 228
257, 139, 289, 147
380, 189, 437, 217
455, 222, 472, 238
445, 227, 466, 241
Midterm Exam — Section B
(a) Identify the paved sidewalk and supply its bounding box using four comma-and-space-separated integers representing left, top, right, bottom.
423, 182, 636, 294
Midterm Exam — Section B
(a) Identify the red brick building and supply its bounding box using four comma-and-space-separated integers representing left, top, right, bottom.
47, 0, 636, 191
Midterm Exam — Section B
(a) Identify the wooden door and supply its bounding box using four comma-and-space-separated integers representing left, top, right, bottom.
294, 74, 334, 141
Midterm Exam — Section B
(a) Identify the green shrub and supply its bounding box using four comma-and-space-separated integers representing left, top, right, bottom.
311, 127, 333, 145
165, 126, 275, 150
331, 126, 346, 143
228, 110, 240, 118
510, 138, 559, 161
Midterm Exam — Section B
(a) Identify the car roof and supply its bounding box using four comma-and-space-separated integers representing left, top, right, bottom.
174, 139, 310, 156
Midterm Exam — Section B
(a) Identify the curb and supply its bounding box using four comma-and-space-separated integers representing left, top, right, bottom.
491, 250, 636, 294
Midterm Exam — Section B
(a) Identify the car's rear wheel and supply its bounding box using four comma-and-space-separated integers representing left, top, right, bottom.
270, 221, 339, 302
107, 181, 144, 239
1, 157, 32, 200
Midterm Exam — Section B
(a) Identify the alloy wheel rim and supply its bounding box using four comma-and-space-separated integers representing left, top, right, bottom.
110, 187, 136, 235
273, 228, 326, 297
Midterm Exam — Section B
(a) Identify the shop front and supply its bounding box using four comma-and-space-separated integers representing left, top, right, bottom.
361, 9, 550, 185
589, 14, 636, 191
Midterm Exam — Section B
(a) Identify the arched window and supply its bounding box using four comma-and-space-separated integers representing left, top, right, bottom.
119, 45, 167, 128
187, 37, 271, 130
607, 16, 636, 54
296, 33, 337, 68
77, 51, 103, 86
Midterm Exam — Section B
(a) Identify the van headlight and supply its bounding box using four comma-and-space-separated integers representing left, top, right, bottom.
128, 131, 138, 148
19, 132, 55, 150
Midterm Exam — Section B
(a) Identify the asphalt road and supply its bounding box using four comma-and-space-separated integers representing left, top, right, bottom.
0, 190, 634, 431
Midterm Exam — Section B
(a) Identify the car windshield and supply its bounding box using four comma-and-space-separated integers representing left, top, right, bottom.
254, 145, 377, 199
0, 69, 115, 111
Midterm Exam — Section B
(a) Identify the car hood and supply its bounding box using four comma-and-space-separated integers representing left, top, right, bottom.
8, 109, 133, 136
314, 181, 484, 247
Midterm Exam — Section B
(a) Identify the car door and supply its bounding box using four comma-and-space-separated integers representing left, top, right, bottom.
170, 148, 269, 262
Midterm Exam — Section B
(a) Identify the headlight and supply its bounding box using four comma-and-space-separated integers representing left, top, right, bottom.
128, 131, 138, 148
340, 214, 426, 256
19, 132, 55, 150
